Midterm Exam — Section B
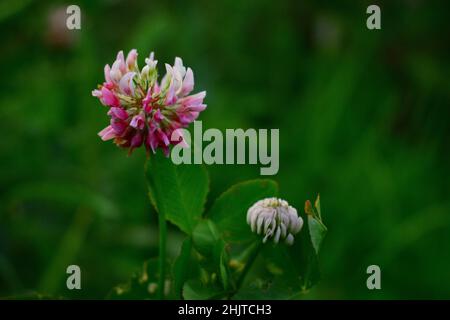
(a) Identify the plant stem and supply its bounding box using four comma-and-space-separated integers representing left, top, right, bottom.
235, 241, 263, 292
157, 209, 167, 299
145, 158, 168, 300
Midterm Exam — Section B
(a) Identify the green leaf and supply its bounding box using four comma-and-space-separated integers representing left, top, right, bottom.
314, 194, 322, 219
172, 238, 193, 299
145, 151, 209, 234
192, 220, 222, 257
192, 220, 232, 290
306, 194, 327, 255
207, 179, 278, 243
256, 228, 320, 297
308, 216, 327, 255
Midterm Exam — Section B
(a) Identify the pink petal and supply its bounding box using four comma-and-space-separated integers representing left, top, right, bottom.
119, 72, 136, 95
108, 107, 128, 121
143, 88, 153, 113
173, 57, 186, 78
187, 103, 207, 112
130, 114, 145, 130
153, 82, 161, 95
104, 64, 112, 84
181, 68, 194, 96
110, 60, 123, 83
126, 49, 138, 70
111, 120, 127, 135
100, 87, 120, 107
153, 109, 164, 122
130, 131, 143, 148
116, 50, 126, 73
161, 64, 173, 89
146, 131, 158, 153
165, 82, 177, 105
180, 91, 206, 106
177, 110, 199, 124
157, 129, 170, 146
98, 125, 116, 141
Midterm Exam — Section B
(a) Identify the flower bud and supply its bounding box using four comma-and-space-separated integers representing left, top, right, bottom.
247, 197, 303, 245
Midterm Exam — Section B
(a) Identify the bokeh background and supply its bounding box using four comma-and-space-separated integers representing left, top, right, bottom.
1, 0, 449, 299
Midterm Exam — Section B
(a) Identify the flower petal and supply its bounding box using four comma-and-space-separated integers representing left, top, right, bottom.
98, 125, 116, 141
181, 67, 194, 96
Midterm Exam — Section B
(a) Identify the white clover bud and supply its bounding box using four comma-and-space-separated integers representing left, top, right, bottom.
247, 197, 303, 245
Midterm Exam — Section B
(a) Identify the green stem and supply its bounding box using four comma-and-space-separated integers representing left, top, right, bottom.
157, 209, 167, 299
145, 158, 167, 300
235, 241, 263, 292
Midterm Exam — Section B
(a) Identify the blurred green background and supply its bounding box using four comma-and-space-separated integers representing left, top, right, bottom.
1, 0, 449, 299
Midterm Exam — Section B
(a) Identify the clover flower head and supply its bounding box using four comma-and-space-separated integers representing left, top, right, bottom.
92, 49, 206, 155
247, 197, 303, 245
